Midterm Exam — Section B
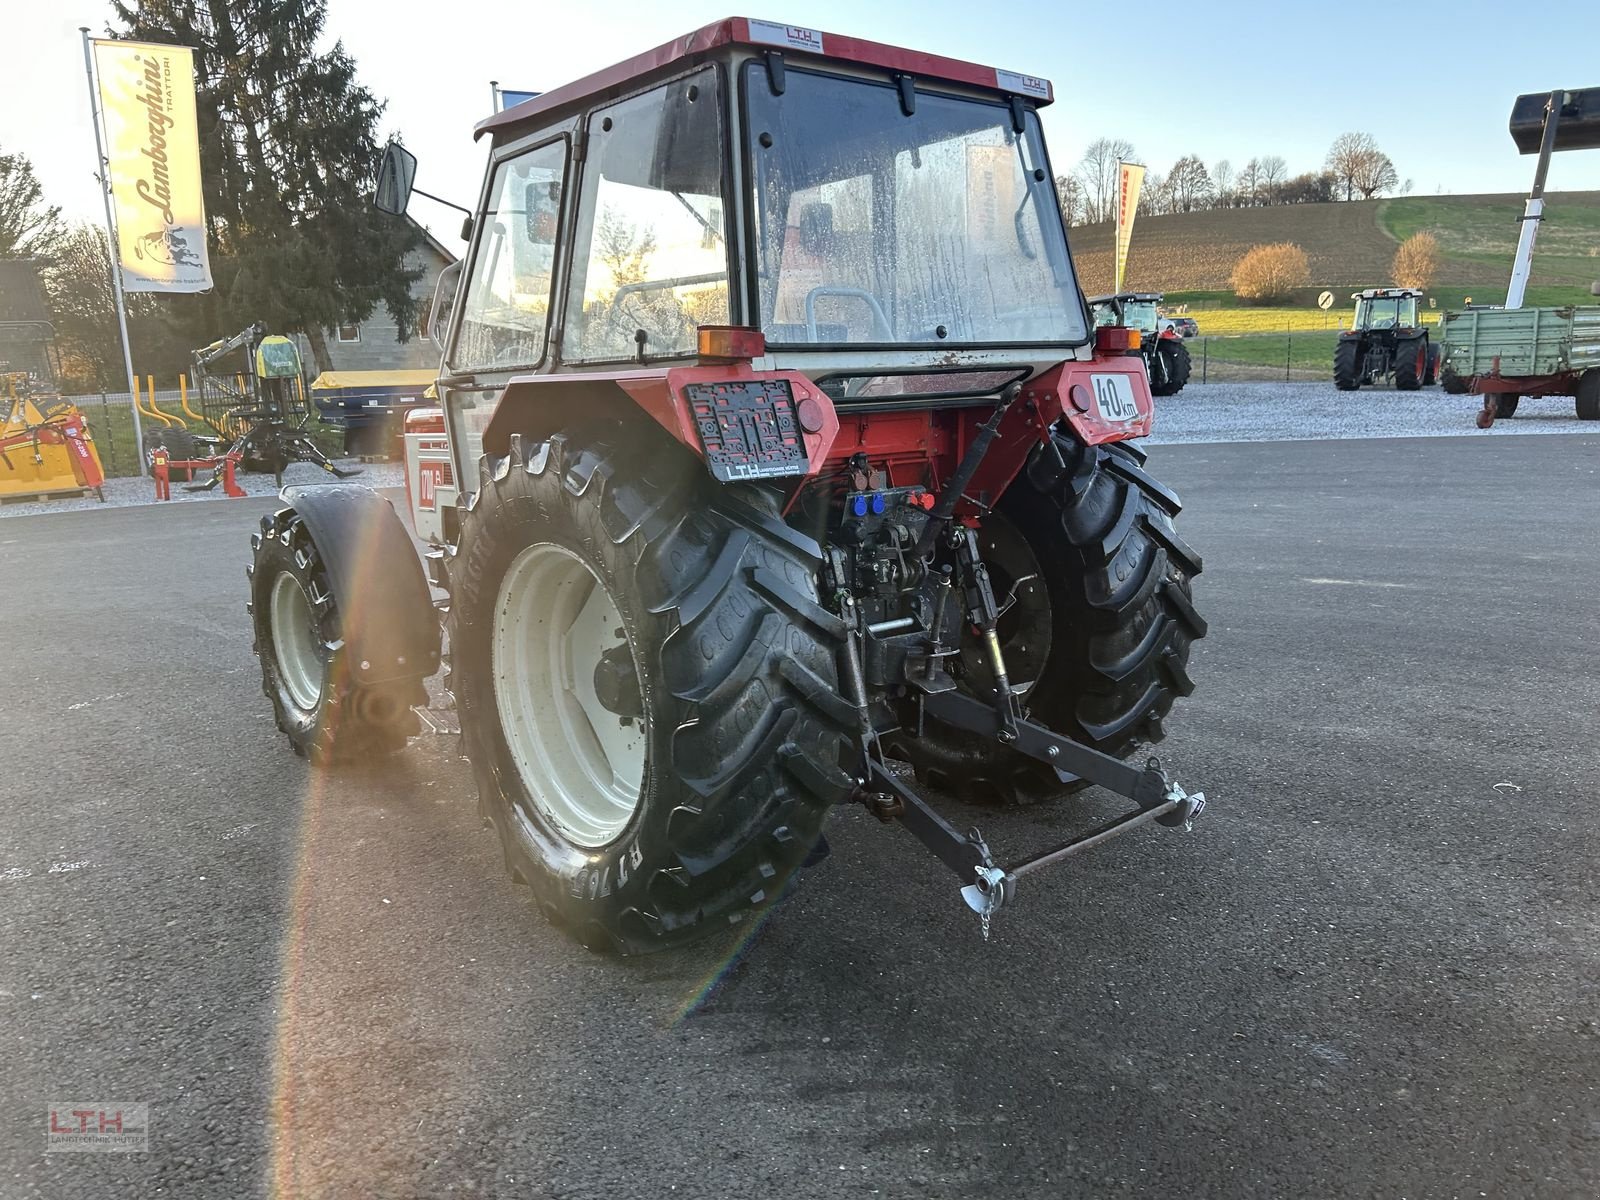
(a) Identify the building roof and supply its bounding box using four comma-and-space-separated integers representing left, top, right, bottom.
408, 217, 457, 266
474, 16, 1053, 142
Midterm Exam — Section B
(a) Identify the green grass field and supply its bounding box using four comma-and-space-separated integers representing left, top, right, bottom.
1192, 330, 1341, 375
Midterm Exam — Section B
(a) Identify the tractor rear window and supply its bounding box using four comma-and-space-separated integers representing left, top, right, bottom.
744, 66, 1086, 348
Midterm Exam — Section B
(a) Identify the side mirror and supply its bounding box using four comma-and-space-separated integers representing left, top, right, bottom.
428, 260, 462, 345
374, 142, 417, 215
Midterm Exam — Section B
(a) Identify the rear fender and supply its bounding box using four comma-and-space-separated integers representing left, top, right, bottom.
483, 366, 840, 479
961, 354, 1153, 511
278, 484, 440, 686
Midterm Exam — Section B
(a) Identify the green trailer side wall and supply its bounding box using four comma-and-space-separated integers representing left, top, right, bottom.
1439, 306, 1600, 379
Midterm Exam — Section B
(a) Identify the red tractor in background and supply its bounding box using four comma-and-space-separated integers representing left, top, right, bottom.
248, 18, 1209, 952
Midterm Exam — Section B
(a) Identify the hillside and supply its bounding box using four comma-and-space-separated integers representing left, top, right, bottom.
1069, 191, 1600, 297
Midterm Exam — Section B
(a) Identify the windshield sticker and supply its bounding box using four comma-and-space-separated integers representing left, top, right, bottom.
747, 20, 827, 53
995, 69, 1050, 100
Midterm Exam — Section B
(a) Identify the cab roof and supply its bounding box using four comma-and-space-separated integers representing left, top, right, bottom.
1088, 293, 1164, 304
474, 16, 1054, 142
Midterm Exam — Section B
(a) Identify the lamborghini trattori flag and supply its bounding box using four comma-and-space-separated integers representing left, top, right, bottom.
92, 39, 212, 292
1113, 161, 1144, 294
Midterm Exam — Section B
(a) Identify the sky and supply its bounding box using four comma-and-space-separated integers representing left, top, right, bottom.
6, 0, 1600, 252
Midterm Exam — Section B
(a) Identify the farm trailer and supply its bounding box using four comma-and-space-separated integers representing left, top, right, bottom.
1439, 87, 1600, 427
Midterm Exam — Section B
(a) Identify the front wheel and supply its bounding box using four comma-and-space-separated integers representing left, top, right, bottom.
447, 427, 853, 953
885, 430, 1206, 805
249, 507, 426, 762
1150, 339, 1191, 397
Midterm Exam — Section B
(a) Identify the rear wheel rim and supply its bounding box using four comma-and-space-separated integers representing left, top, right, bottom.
270, 571, 324, 712
492, 543, 645, 849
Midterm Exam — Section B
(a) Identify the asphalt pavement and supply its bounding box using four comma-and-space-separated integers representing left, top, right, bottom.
3, 432, 1599, 1198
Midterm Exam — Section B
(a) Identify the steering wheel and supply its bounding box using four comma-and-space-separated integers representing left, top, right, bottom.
804, 287, 893, 342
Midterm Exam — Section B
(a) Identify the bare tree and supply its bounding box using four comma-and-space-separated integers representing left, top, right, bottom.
1237, 159, 1261, 206
1168, 155, 1214, 213
1212, 159, 1234, 208
1258, 155, 1288, 203
1353, 151, 1399, 199
1054, 174, 1084, 226
1137, 171, 1169, 217
0, 148, 66, 260
1074, 138, 1136, 224
1326, 132, 1398, 201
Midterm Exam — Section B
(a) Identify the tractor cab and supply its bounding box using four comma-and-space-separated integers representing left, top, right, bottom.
1351, 288, 1423, 333
1089, 293, 1163, 337
377, 17, 1098, 506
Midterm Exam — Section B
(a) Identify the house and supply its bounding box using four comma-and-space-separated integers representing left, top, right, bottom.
295, 219, 457, 373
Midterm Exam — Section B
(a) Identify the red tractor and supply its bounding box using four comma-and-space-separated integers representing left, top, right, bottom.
248, 18, 1209, 951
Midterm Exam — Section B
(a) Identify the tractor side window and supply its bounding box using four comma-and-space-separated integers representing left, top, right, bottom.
563, 67, 730, 363
451, 139, 567, 371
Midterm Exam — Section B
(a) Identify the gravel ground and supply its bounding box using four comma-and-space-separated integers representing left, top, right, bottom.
1150, 380, 1588, 444
0, 458, 404, 520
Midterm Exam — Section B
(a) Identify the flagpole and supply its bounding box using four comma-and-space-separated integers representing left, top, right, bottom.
490, 80, 501, 112
80, 26, 145, 476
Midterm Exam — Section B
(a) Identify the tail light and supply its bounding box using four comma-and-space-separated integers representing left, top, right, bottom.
1095, 326, 1142, 353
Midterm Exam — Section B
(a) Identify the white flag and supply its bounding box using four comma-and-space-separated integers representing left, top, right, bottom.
93, 39, 212, 293
1114, 162, 1145, 294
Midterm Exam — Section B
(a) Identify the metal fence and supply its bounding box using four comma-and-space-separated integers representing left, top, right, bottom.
1182, 333, 1332, 384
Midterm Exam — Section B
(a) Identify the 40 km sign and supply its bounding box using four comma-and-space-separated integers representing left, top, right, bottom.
92, 39, 212, 293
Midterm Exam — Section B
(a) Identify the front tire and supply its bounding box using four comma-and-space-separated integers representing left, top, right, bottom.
1150, 339, 1191, 397
448, 428, 853, 953
886, 431, 1206, 804
249, 507, 425, 762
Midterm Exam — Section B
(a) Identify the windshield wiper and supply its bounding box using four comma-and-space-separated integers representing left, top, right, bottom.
671, 192, 722, 244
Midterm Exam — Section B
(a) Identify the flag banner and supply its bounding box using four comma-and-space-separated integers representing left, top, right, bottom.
93, 39, 211, 293
498, 89, 542, 111
1114, 162, 1145, 294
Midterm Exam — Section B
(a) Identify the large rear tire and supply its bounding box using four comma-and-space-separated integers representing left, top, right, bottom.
1576, 370, 1600, 420
1424, 344, 1440, 385
1150, 339, 1191, 397
886, 430, 1205, 805
1334, 339, 1362, 391
1393, 340, 1425, 391
447, 427, 854, 954
249, 507, 426, 762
